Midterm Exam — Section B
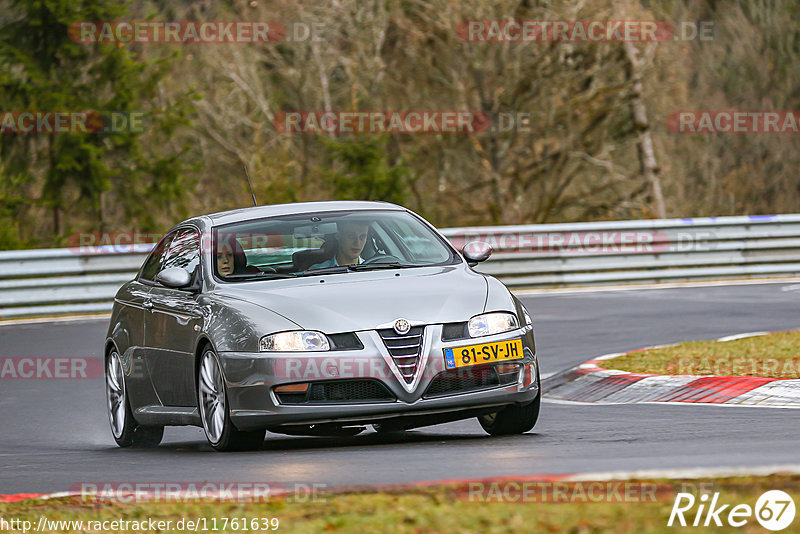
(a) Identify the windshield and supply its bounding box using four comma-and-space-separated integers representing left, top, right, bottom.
212, 210, 458, 281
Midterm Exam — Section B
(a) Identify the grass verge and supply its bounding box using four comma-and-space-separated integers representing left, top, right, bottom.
608, 331, 800, 378
2, 475, 799, 533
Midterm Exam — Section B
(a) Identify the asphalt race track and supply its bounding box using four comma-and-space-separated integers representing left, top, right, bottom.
1, 282, 799, 494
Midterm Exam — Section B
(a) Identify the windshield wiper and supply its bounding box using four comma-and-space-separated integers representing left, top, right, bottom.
223, 272, 297, 281
348, 262, 419, 271
296, 266, 351, 277
295, 263, 419, 277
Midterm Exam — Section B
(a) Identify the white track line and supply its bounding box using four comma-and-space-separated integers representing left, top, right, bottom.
544, 398, 800, 410
717, 332, 769, 342
563, 464, 800, 482
514, 277, 800, 296
0, 313, 111, 327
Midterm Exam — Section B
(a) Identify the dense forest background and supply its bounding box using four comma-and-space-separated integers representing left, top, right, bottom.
1, 0, 799, 249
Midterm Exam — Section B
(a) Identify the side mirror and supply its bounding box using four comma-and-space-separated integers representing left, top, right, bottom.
462, 241, 493, 267
155, 267, 192, 289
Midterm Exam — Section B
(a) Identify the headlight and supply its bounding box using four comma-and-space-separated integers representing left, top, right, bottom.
468, 312, 518, 338
259, 331, 330, 352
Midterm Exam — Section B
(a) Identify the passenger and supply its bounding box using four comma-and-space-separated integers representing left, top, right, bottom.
216, 237, 257, 276
217, 242, 235, 277
309, 221, 370, 269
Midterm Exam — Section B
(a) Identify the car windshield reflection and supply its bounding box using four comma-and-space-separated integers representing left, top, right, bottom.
212, 210, 458, 282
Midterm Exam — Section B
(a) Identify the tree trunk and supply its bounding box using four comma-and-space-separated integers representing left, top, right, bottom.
623, 41, 666, 219
52, 206, 61, 236
48, 134, 62, 235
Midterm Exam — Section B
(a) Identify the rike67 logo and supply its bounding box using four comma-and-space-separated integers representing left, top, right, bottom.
669, 490, 796, 531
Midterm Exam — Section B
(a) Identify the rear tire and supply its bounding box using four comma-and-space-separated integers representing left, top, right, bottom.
106, 350, 164, 448
198, 348, 265, 451
478, 373, 541, 436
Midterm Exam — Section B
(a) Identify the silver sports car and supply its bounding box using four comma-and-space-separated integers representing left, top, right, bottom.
105, 201, 540, 451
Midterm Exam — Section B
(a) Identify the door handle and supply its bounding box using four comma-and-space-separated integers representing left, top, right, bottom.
143, 300, 153, 310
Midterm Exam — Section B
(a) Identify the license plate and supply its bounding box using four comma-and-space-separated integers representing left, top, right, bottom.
443, 338, 524, 369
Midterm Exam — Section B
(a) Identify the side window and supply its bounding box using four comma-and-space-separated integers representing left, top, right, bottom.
139, 233, 175, 282
380, 220, 450, 262
161, 228, 200, 278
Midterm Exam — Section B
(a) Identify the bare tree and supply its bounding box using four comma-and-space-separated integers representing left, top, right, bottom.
623, 40, 666, 218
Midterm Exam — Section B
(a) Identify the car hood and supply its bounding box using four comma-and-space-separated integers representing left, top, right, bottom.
212, 265, 491, 333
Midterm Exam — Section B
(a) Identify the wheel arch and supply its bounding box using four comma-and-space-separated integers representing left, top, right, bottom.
104, 339, 119, 360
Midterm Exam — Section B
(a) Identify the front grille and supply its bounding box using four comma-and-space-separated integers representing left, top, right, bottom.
377, 326, 424, 384
275, 379, 395, 405
424, 364, 519, 398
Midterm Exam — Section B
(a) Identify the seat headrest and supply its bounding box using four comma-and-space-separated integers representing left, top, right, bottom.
292, 236, 338, 271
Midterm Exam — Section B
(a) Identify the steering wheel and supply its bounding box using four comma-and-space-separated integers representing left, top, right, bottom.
259, 266, 277, 273
362, 254, 402, 264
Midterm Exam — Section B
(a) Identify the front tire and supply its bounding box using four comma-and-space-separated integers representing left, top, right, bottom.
106, 350, 163, 448
198, 348, 265, 451
478, 373, 541, 436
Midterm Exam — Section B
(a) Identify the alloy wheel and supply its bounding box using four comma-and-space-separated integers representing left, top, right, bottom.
199, 350, 226, 444
106, 351, 126, 439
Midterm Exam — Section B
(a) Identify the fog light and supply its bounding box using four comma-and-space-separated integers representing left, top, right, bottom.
274, 383, 309, 393
495, 363, 520, 374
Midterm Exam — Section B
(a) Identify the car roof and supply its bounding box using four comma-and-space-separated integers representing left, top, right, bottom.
196, 200, 406, 227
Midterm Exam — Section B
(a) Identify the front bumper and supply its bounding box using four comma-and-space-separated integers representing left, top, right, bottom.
219, 324, 537, 431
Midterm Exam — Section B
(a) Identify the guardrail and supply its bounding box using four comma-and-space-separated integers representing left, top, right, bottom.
2, 214, 800, 319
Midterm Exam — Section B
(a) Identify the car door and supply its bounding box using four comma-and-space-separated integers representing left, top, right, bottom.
124, 233, 174, 410
143, 227, 203, 407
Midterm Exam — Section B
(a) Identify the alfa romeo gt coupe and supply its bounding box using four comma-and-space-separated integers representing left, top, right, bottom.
105, 201, 539, 450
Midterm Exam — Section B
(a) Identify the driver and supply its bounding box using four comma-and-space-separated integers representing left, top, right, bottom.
309, 220, 370, 269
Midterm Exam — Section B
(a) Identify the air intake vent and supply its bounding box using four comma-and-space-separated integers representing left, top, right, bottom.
275, 380, 395, 405
423, 364, 519, 398
377, 326, 424, 384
